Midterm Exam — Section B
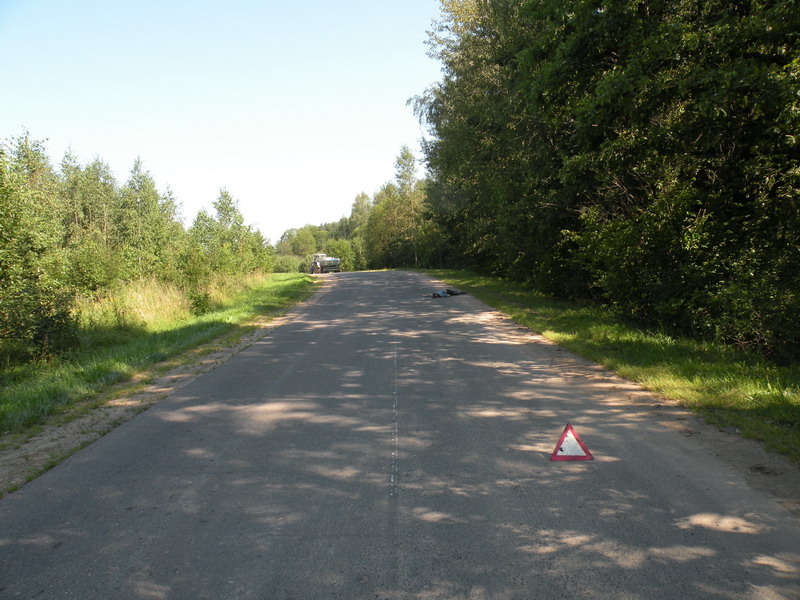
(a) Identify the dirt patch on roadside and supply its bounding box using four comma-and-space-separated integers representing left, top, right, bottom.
0, 281, 329, 498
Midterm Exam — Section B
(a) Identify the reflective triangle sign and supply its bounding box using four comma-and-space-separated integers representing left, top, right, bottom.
550, 423, 594, 461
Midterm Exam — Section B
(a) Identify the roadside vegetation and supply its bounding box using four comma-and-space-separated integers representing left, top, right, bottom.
272, 145, 446, 274
3, 3, 799, 462
0, 273, 316, 433
433, 270, 800, 463
412, 1, 800, 366
278, 2, 800, 367
2, 134, 302, 432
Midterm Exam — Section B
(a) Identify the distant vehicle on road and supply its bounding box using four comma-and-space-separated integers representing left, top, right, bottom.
310, 253, 342, 274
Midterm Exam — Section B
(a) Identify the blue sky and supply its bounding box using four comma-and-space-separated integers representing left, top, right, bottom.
0, 0, 443, 243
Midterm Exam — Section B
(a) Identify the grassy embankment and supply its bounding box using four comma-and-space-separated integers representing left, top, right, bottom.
0, 273, 317, 433
431, 270, 800, 463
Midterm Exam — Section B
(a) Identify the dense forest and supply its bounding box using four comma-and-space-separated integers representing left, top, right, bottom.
286, 0, 800, 362
3, 0, 800, 367
410, 0, 800, 362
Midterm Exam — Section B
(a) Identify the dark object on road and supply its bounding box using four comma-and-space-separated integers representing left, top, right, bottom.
431, 289, 467, 298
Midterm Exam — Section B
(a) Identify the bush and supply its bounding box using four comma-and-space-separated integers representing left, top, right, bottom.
273, 255, 305, 273
0, 278, 77, 362
188, 291, 212, 316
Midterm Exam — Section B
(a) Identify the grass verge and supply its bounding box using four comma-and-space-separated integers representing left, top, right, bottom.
430, 270, 800, 463
0, 273, 317, 433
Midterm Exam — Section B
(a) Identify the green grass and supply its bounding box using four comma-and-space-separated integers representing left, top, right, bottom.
0, 273, 317, 433
430, 270, 800, 462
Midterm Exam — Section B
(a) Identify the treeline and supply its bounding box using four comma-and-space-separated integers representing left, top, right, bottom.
7, 1, 798, 364
274, 146, 448, 273
0, 134, 272, 361
410, 0, 800, 362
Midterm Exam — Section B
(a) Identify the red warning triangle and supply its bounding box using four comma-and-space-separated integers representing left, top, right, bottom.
549, 423, 594, 461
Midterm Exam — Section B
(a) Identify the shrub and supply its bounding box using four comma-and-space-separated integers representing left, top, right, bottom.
273, 255, 305, 273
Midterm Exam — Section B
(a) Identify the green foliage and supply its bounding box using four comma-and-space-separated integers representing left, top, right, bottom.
348, 193, 372, 238
272, 254, 306, 273
418, 0, 800, 362
276, 225, 330, 258
0, 133, 275, 368
0, 277, 77, 362
114, 159, 178, 280
0, 274, 315, 432
292, 227, 318, 256
60, 156, 120, 290
184, 188, 273, 290
362, 149, 432, 268
394, 145, 417, 194
326, 238, 355, 271
1, 135, 76, 361
349, 236, 368, 271
275, 147, 440, 271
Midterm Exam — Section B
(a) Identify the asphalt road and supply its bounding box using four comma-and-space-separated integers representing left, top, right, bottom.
1, 271, 798, 600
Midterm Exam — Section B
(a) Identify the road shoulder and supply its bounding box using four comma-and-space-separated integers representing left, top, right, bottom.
0, 278, 332, 498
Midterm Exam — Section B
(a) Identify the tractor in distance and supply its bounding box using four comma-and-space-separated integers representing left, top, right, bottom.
309, 253, 342, 274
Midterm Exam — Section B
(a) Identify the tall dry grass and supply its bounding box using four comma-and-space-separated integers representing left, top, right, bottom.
75, 279, 193, 335
1, 273, 316, 434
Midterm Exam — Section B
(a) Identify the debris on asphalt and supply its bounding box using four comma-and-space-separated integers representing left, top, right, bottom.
429, 288, 467, 298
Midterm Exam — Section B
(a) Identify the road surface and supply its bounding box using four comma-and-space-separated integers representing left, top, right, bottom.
1, 271, 798, 599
